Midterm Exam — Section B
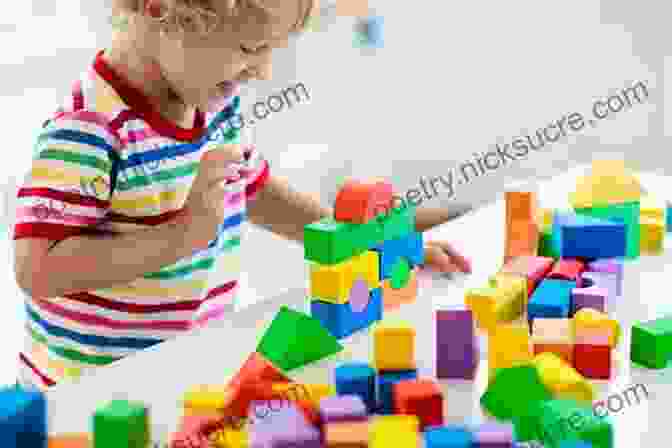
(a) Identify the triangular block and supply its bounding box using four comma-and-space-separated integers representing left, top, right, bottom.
257, 306, 343, 372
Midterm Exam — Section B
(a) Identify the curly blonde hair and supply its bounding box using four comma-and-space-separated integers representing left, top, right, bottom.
114, 0, 315, 36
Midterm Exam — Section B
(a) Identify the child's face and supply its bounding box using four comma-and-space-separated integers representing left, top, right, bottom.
156, 0, 312, 110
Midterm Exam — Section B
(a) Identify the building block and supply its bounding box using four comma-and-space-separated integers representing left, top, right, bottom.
640, 216, 665, 255
228, 352, 290, 391
93, 400, 150, 448
323, 420, 369, 447
539, 229, 560, 259
507, 191, 537, 222
536, 399, 613, 448
318, 395, 367, 423
473, 422, 514, 447
304, 217, 383, 265
488, 322, 533, 381
423, 425, 473, 448
373, 232, 424, 279
436, 309, 479, 379
311, 287, 383, 339
465, 275, 527, 332
382, 267, 418, 310
573, 339, 611, 380
182, 385, 230, 416
640, 194, 665, 220
532, 352, 594, 404
630, 315, 672, 369
380, 204, 417, 241
528, 279, 575, 322
667, 201, 672, 232
309, 250, 380, 304
272, 382, 335, 407
586, 259, 623, 297
571, 276, 608, 315
377, 369, 418, 414
480, 365, 552, 420
393, 379, 444, 429
257, 306, 343, 372
334, 363, 377, 412
551, 212, 627, 260
334, 179, 394, 224
48, 434, 92, 448
505, 219, 540, 263
373, 319, 416, 370
569, 159, 642, 208
538, 208, 555, 232
390, 257, 412, 289
370, 415, 419, 448
532, 318, 574, 364
248, 402, 321, 448
573, 308, 620, 349
0, 386, 47, 448
207, 425, 248, 448
499, 255, 554, 296
574, 202, 640, 259
547, 259, 586, 285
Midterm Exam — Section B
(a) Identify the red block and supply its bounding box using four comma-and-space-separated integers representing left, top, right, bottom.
393, 379, 444, 429
227, 352, 290, 391
334, 179, 394, 224
548, 259, 586, 285
574, 343, 611, 379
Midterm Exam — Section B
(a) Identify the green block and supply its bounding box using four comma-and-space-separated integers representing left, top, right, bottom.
480, 365, 552, 421
378, 205, 416, 241
256, 306, 343, 372
536, 400, 613, 448
93, 400, 150, 448
631, 316, 672, 369
304, 217, 383, 265
539, 230, 559, 258
514, 400, 547, 442
390, 257, 411, 289
574, 202, 640, 259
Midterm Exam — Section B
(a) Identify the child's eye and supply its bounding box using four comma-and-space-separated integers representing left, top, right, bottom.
240, 43, 268, 54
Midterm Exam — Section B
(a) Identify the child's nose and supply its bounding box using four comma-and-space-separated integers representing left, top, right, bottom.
252, 62, 273, 81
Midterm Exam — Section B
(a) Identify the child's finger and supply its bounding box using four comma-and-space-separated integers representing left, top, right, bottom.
424, 245, 460, 273
429, 241, 472, 273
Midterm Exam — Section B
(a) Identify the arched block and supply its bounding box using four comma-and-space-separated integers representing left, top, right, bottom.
334, 179, 393, 224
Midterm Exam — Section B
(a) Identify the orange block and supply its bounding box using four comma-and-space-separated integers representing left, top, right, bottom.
505, 219, 539, 262
334, 179, 393, 224
506, 191, 537, 222
48, 434, 91, 448
382, 267, 418, 310
324, 421, 370, 447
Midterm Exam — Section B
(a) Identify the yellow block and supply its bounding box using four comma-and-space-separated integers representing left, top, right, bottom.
569, 160, 643, 208
641, 195, 666, 220
310, 251, 380, 303
208, 426, 249, 448
573, 308, 620, 348
373, 319, 416, 370
640, 216, 665, 255
532, 352, 594, 403
465, 275, 526, 332
271, 382, 335, 406
182, 385, 230, 413
370, 415, 419, 448
537, 208, 554, 232
489, 322, 533, 381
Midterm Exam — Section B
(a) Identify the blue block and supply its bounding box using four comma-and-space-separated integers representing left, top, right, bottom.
424, 425, 473, 448
667, 202, 671, 232
552, 212, 626, 259
377, 369, 418, 414
311, 287, 383, 339
334, 363, 377, 412
0, 385, 47, 448
373, 231, 424, 279
528, 279, 576, 321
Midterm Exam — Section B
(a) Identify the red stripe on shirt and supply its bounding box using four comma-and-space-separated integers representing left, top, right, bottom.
73, 80, 84, 111
18, 187, 110, 210
19, 352, 56, 387
245, 160, 270, 199
63, 292, 205, 313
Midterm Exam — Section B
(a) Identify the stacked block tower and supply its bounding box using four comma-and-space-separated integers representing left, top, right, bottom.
305, 179, 424, 339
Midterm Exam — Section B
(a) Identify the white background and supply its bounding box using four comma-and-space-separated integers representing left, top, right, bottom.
0, 0, 669, 387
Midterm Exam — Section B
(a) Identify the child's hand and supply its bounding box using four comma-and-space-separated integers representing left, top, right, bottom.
423, 240, 472, 274
180, 145, 245, 246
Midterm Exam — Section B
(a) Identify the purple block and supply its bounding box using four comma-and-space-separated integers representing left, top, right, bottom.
318, 395, 367, 423
473, 422, 514, 447
586, 259, 623, 297
248, 402, 321, 448
581, 271, 618, 307
571, 284, 607, 314
436, 310, 479, 379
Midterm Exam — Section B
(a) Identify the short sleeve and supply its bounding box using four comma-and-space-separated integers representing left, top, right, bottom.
13, 111, 120, 241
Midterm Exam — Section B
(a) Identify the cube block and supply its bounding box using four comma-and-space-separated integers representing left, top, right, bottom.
373, 320, 416, 370
382, 267, 418, 310
0, 386, 47, 448
436, 310, 479, 380
574, 202, 640, 259
551, 212, 627, 259
585, 259, 623, 297
571, 282, 607, 315
528, 279, 576, 322
573, 343, 611, 380
465, 275, 527, 332
93, 400, 150, 448
334, 363, 377, 412
424, 426, 473, 448
334, 179, 394, 224
630, 316, 672, 369
640, 216, 665, 255
488, 322, 533, 381
374, 232, 424, 279
370, 415, 419, 448
311, 287, 383, 339
532, 352, 594, 404
393, 379, 443, 430
499, 255, 554, 296
532, 318, 574, 364
480, 365, 552, 421
539, 230, 560, 259
377, 369, 418, 414
573, 308, 620, 349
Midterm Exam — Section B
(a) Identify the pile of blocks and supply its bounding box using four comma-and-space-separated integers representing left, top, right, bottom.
306, 179, 424, 339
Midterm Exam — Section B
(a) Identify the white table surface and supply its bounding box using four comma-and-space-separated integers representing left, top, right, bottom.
46, 165, 672, 446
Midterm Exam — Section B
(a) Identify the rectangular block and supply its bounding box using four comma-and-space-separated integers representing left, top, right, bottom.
489, 322, 533, 381
304, 217, 383, 265
500, 255, 554, 296
473, 422, 514, 447
539, 230, 560, 259
507, 191, 537, 222
552, 212, 627, 259
436, 310, 479, 379
528, 279, 576, 322
324, 421, 369, 447
465, 275, 527, 332
373, 319, 416, 370
574, 201, 640, 259
311, 287, 383, 339
370, 415, 419, 448
310, 251, 380, 304
373, 231, 424, 279
382, 267, 418, 311
506, 219, 540, 262
319, 395, 367, 423
424, 426, 473, 448
377, 370, 418, 414
586, 259, 623, 297
571, 281, 607, 315
640, 216, 665, 255
630, 316, 672, 369
0, 386, 47, 448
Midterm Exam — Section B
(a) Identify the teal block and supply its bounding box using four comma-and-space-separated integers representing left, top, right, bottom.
574, 202, 640, 259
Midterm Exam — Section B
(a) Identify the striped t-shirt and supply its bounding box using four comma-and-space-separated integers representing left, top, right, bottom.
14, 50, 270, 390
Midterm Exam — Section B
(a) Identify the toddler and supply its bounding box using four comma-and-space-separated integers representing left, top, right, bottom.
13, 0, 470, 391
